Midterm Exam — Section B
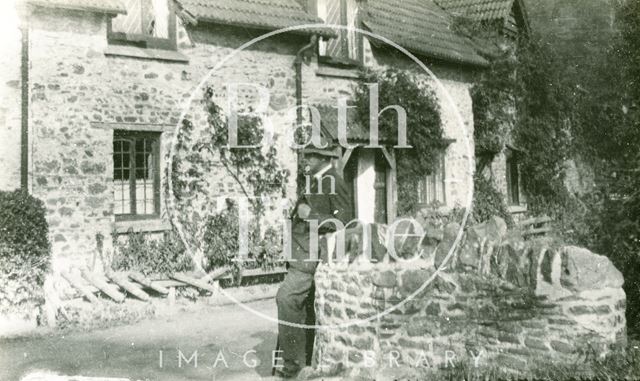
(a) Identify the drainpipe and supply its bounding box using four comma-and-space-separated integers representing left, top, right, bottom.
294, 35, 318, 126
19, 10, 29, 192
292, 35, 317, 197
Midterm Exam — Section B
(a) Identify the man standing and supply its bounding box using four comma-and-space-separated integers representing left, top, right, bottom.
275, 152, 353, 378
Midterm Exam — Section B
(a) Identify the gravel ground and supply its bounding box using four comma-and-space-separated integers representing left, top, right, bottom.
0, 299, 282, 381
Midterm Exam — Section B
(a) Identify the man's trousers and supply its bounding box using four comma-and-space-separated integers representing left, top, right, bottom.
275, 268, 316, 375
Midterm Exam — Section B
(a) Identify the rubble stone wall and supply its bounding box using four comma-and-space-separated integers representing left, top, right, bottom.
0, 3, 22, 191
313, 218, 626, 376
26, 9, 309, 276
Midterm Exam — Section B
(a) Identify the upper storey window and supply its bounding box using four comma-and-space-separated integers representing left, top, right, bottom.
316, 0, 362, 64
108, 0, 177, 50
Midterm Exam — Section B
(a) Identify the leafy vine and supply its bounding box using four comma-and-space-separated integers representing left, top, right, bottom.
353, 68, 444, 215
471, 36, 574, 215
169, 88, 290, 272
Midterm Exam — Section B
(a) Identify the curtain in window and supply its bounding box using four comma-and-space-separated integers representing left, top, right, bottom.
134, 139, 156, 214
317, 0, 359, 60
345, 0, 359, 60
417, 153, 446, 205
317, 0, 343, 57
111, 0, 169, 38
151, 0, 169, 38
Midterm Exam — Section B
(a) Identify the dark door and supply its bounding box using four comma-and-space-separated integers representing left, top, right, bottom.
342, 153, 358, 221
374, 152, 388, 224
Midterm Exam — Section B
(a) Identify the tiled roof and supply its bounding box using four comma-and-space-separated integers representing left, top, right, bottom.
26, 0, 126, 14
362, 0, 488, 66
434, 0, 514, 21
179, 0, 333, 36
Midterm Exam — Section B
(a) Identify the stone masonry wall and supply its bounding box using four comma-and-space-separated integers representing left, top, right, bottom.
313, 218, 626, 377
27, 9, 311, 276
0, 0, 23, 191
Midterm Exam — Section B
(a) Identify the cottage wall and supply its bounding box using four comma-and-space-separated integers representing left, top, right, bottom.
24, 7, 477, 292
0, 1, 23, 191
26, 9, 306, 276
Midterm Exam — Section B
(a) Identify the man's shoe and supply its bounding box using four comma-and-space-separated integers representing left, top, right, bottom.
296, 366, 322, 380
274, 361, 301, 380
274, 368, 299, 379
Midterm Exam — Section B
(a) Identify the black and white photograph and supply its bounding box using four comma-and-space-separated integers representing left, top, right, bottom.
0, 0, 638, 380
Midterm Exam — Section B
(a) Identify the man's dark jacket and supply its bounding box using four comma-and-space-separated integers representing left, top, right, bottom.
288, 166, 353, 274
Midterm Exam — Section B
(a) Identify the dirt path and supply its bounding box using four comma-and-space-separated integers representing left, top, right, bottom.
0, 300, 280, 381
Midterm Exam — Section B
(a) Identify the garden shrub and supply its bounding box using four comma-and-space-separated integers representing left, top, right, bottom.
111, 230, 192, 276
472, 174, 513, 227
202, 201, 243, 273
202, 201, 285, 284
253, 225, 285, 271
0, 190, 51, 317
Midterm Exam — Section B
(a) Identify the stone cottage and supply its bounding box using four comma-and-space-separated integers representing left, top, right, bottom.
0, 0, 530, 291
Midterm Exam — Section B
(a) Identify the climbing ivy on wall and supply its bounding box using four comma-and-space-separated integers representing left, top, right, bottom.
471, 36, 574, 216
513, 39, 574, 210
468, 2, 640, 335
198, 87, 290, 215
471, 52, 516, 162
353, 69, 444, 215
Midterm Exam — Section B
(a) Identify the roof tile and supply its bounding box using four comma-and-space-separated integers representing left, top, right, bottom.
179, 0, 332, 36
363, 0, 488, 66
434, 0, 514, 21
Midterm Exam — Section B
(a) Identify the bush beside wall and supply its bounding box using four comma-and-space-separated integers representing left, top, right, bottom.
0, 190, 51, 319
111, 230, 192, 276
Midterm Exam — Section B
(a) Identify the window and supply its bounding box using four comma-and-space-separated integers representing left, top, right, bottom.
108, 0, 176, 50
317, 0, 361, 64
113, 131, 161, 219
506, 153, 520, 206
418, 152, 446, 205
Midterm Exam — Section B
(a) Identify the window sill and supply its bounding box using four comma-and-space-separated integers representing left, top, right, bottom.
105, 45, 189, 63
416, 204, 451, 215
115, 218, 172, 234
508, 205, 528, 214
316, 66, 363, 80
